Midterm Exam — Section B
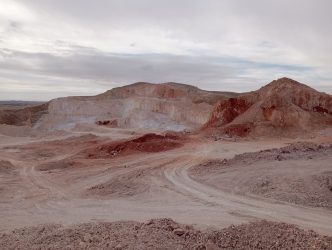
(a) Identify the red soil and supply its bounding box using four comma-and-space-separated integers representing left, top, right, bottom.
203, 98, 252, 129
203, 77, 332, 137
84, 133, 183, 159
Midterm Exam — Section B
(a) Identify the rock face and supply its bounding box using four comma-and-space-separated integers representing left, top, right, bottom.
1, 78, 331, 135
203, 78, 332, 136
0, 103, 49, 126
35, 82, 235, 131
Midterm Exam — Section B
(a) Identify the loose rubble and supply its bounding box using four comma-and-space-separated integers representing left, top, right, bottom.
1, 219, 331, 250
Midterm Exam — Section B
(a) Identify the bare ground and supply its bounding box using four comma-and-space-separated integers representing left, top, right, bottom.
1, 219, 332, 250
190, 142, 332, 208
0, 128, 332, 248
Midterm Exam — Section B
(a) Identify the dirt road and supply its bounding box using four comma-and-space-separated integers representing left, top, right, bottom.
1, 133, 332, 236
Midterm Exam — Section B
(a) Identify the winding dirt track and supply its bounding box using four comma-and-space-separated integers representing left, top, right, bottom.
1, 135, 332, 236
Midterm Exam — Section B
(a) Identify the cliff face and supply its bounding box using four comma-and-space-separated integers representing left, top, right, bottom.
0, 103, 49, 126
2, 78, 331, 135
203, 78, 332, 136
36, 82, 235, 131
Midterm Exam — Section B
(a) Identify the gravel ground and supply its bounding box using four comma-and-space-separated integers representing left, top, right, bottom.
191, 142, 332, 208
1, 219, 332, 250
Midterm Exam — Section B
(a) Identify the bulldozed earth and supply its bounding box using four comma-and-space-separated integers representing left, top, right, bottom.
0, 78, 332, 249
1, 219, 332, 250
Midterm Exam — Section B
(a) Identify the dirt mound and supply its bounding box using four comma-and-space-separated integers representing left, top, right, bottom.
1, 219, 331, 250
84, 133, 184, 159
206, 220, 332, 250
203, 77, 332, 137
191, 142, 332, 208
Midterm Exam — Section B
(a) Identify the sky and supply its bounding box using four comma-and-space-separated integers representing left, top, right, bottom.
0, 0, 332, 101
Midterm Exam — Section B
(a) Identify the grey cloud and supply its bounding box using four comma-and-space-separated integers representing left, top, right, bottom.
0, 47, 317, 93
0, 0, 331, 100
14, 0, 332, 66
0, 48, 235, 83
17, 0, 332, 37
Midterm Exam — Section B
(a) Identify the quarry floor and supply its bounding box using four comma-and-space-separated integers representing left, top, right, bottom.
0, 127, 332, 240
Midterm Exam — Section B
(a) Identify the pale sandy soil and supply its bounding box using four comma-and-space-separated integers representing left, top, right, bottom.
0, 127, 331, 236
0, 127, 332, 249
191, 142, 332, 208
1, 78, 331, 248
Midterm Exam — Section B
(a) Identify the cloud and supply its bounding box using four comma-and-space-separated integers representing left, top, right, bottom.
0, 0, 331, 100
0, 46, 321, 101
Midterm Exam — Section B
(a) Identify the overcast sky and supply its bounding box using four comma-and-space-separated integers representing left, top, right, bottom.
0, 0, 331, 100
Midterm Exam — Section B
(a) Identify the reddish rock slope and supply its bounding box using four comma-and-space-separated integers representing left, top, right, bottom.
203, 78, 332, 136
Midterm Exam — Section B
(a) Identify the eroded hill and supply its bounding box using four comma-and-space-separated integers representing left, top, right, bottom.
203, 77, 332, 136
0, 78, 331, 137
35, 82, 235, 131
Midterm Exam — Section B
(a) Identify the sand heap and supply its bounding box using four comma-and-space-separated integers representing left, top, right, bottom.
203, 77, 332, 136
35, 82, 235, 131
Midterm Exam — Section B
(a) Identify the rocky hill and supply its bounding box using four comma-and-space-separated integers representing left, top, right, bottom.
1, 78, 331, 136
34, 82, 235, 131
203, 77, 332, 136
